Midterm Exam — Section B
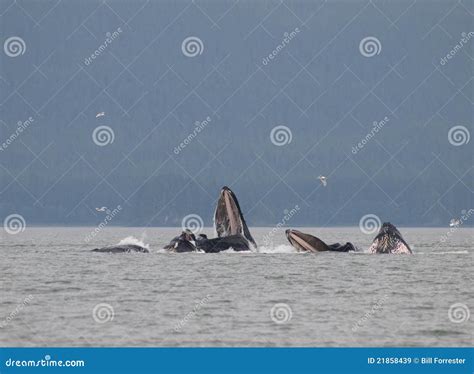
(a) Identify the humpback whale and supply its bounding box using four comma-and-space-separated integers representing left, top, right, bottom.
195, 234, 250, 252
286, 223, 411, 254
368, 222, 412, 254
163, 230, 198, 253
285, 229, 356, 252
92, 244, 149, 253
163, 186, 255, 253
214, 186, 257, 249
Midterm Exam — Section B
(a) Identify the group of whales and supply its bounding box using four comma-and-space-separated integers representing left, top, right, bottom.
92, 186, 412, 255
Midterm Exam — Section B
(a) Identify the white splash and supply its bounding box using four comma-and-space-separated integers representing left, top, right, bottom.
257, 244, 297, 254
117, 236, 150, 250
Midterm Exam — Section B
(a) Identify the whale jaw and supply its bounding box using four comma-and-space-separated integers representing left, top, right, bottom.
285, 229, 330, 252
214, 186, 257, 249
368, 222, 412, 254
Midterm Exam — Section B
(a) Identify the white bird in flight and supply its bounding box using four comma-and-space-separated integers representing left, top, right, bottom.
95, 206, 108, 212
318, 175, 327, 187
96, 112, 105, 118
449, 218, 461, 227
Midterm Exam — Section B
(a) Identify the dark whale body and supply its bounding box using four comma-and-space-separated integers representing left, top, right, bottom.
163, 230, 198, 253
92, 244, 149, 253
196, 234, 250, 252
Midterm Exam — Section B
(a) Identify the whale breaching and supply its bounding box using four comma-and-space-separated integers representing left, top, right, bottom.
285, 229, 356, 252
368, 222, 412, 254
164, 186, 257, 253
285, 222, 411, 254
213, 186, 257, 249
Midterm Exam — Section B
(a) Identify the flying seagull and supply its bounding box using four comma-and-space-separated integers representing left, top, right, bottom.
95, 206, 108, 212
318, 175, 327, 187
96, 112, 105, 118
449, 218, 461, 227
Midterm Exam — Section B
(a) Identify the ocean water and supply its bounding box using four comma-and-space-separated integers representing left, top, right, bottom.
0, 227, 472, 347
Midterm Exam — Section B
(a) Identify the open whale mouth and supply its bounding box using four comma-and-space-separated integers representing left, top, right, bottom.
214, 186, 257, 249
369, 222, 412, 254
285, 229, 329, 252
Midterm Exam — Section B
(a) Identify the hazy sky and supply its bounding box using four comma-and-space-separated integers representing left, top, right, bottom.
0, 0, 472, 227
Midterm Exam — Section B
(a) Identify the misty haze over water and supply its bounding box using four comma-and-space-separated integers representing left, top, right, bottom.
0, 0, 472, 227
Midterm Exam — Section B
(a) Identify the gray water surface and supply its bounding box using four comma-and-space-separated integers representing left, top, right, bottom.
0, 227, 472, 346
